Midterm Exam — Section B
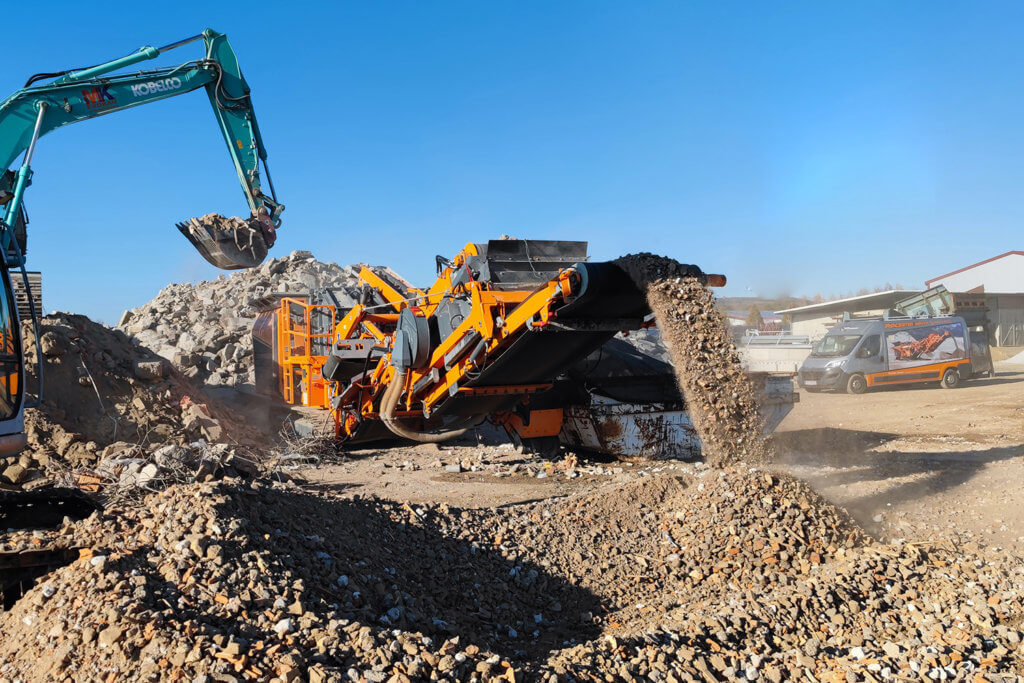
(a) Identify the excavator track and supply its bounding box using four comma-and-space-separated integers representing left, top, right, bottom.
0, 547, 80, 609
0, 489, 100, 530
0, 489, 99, 609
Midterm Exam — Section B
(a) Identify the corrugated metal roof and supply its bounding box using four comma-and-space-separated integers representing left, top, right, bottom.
777, 290, 920, 315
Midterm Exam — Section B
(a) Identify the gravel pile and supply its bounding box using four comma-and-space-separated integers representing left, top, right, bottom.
0, 478, 590, 681
2, 314, 252, 491
530, 469, 1024, 679
118, 251, 364, 390
1, 466, 1021, 681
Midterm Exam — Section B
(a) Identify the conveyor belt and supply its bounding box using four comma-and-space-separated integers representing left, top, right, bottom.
438, 262, 653, 417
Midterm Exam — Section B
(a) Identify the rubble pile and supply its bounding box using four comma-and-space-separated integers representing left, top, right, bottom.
86, 441, 261, 498
0, 479, 587, 681
1, 314, 250, 490
0, 467, 1021, 681
118, 250, 363, 389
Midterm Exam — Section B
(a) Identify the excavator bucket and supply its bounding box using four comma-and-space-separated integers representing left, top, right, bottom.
176, 212, 273, 270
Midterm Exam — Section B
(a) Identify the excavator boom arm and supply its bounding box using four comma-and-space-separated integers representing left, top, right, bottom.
0, 29, 281, 266
0, 29, 284, 452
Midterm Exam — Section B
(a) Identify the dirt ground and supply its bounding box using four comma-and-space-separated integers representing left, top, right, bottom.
773, 361, 1024, 553
290, 362, 1024, 556
288, 435, 656, 509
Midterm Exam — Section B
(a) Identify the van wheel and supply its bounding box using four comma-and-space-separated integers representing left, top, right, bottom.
846, 374, 867, 394
941, 368, 961, 389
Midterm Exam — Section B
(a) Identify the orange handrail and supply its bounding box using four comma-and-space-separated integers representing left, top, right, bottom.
276, 297, 336, 407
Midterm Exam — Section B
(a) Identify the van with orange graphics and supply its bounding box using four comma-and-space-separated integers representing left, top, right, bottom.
797, 315, 992, 394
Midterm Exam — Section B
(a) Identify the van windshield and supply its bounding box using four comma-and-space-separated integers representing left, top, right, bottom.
811, 334, 862, 358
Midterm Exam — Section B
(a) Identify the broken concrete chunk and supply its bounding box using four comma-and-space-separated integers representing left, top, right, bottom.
39, 331, 65, 357
97, 625, 123, 648
133, 359, 166, 381
2, 463, 27, 484
152, 444, 193, 469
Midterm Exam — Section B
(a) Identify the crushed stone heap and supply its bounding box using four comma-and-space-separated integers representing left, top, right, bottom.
0, 468, 1020, 681
118, 250, 363, 390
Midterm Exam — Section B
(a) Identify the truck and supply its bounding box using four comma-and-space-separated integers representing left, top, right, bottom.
797, 314, 993, 393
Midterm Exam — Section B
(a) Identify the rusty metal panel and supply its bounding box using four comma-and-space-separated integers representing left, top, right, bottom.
755, 375, 799, 433
560, 375, 798, 461
560, 398, 701, 460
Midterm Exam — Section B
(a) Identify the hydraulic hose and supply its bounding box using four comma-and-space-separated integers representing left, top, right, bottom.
380, 368, 483, 443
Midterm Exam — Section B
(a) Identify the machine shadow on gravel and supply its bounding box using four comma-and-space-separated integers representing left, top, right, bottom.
774, 427, 1022, 532
771, 427, 899, 464
123, 487, 605, 665
820, 444, 1023, 512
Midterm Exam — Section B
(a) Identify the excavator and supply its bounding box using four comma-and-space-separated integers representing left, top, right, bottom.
0, 29, 282, 466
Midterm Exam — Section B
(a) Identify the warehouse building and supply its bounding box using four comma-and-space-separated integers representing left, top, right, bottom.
925, 250, 1024, 347
779, 250, 1023, 348
777, 290, 921, 340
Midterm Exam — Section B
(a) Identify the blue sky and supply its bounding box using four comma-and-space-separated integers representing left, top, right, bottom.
3, 2, 1023, 322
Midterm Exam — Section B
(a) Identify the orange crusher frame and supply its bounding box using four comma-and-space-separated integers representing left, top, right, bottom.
253, 240, 723, 448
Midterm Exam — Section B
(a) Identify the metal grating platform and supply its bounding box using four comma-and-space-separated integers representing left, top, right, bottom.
9, 271, 41, 319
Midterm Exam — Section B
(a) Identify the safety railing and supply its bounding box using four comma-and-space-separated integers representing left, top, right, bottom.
277, 298, 336, 406
740, 334, 811, 347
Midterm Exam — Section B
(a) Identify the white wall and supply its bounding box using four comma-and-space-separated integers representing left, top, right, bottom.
992, 294, 1024, 346
930, 253, 1024, 293
791, 308, 891, 340
790, 316, 833, 340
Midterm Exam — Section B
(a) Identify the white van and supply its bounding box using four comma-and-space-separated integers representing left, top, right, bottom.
797, 315, 990, 394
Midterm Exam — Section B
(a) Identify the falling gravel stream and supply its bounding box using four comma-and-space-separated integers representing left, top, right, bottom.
614, 253, 772, 466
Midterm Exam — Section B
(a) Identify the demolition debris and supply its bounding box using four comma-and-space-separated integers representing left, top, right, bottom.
0, 253, 1018, 682
3, 313, 256, 491
118, 250, 363, 390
